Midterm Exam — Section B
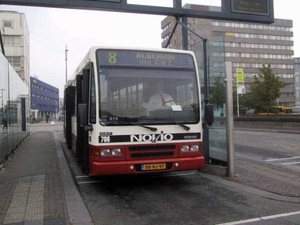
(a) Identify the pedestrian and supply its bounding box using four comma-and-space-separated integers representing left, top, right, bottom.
46, 114, 50, 123
2, 117, 8, 129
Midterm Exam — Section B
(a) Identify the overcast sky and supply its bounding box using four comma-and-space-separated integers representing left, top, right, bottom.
0, 0, 298, 97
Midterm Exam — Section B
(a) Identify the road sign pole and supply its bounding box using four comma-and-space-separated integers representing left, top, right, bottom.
225, 62, 235, 178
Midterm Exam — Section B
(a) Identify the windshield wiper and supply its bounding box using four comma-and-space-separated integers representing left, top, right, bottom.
117, 117, 158, 131
131, 123, 157, 132
143, 119, 191, 131
174, 122, 190, 131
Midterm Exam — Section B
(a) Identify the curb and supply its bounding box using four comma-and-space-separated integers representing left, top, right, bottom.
234, 127, 300, 134
201, 164, 227, 177
53, 131, 94, 225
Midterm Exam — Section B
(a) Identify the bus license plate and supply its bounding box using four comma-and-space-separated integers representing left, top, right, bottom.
141, 163, 166, 171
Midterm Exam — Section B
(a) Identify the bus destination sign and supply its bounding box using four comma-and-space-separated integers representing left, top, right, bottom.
231, 0, 269, 16
97, 50, 194, 69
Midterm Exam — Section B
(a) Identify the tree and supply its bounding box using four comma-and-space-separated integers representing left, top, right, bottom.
239, 92, 256, 113
250, 64, 283, 114
209, 76, 225, 110
210, 77, 242, 115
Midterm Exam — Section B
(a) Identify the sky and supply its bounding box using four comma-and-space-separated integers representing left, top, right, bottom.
0, 0, 298, 97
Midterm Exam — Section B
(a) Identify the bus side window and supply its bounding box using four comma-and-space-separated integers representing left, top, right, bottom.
90, 65, 96, 123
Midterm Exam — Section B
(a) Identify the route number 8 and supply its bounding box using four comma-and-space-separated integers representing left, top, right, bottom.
109, 51, 117, 64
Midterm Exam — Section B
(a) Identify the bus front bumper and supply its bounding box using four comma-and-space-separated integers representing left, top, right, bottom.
89, 156, 205, 176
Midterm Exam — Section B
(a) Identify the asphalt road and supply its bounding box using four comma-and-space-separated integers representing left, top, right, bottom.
73, 172, 300, 225
234, 130, 300, 180
57, 128, 300, 225
235, 130, 300, 161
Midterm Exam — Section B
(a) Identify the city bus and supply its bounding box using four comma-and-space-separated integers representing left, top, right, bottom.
259, 105, 293, 115
64, 47, 213, 176
292, 106, 300, 114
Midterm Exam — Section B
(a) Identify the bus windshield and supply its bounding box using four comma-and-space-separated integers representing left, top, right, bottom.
96, 49, 200, 126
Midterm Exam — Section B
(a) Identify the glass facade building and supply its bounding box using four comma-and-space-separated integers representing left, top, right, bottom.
0, 52, 29, 163
161, 10, 295, 106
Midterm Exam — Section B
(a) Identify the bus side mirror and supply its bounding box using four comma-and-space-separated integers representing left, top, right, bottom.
78, 103, 88, 125
204, 104, 214, 126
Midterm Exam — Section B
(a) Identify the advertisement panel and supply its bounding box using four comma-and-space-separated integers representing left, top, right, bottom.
236, 68, 245, 94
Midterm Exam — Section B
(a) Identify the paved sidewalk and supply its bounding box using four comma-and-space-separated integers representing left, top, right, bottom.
204, 127, 300, 203
0, 130, 92, 225
233, 157, 300, 200
233, 127, 300, 199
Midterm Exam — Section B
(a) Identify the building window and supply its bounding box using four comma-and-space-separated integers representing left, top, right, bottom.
3, 36, 20, 46
7, 56, 21, 68
213, 31, 224, 36
162, 22, 171, 32
3, 20, 13, 28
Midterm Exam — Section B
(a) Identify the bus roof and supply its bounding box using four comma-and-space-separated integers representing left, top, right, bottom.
88, 46, 196, 54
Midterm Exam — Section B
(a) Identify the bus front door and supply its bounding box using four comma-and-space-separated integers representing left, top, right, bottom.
76, 68, 90, 174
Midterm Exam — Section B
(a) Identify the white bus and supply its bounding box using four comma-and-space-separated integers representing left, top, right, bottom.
64, 47, 213, 176
292, 106, 300, 114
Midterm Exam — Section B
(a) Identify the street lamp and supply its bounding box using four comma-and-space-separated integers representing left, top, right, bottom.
65, 45, 68, 83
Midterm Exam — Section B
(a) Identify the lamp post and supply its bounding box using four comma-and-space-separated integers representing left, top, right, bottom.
65, 45, 68, 83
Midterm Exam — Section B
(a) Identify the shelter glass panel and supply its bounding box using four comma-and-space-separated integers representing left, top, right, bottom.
192, 36, 227, 163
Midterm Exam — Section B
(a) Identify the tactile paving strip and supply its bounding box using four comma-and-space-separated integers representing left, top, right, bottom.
3, 175, 45, 224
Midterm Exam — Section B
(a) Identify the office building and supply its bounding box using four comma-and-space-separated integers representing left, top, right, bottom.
30, 76, 59, 120
161, 5, 295, 106
0, 11, 30, 86
294, 58, 300, 106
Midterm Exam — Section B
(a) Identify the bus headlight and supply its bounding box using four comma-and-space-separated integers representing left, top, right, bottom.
190, 145, 199, 152
181, 146, 189, 152
111, 148, 122, 156
101, 149, 111, 156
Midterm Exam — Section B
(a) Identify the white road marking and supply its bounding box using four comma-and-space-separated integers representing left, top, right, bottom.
261, 211, 300, 219
265, 156, 300, 162
217, 218, 260, 225
75, 175, 90, 178
217, 210, 300, 225
78, 180, 105, 184
281, 161, 300, 165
